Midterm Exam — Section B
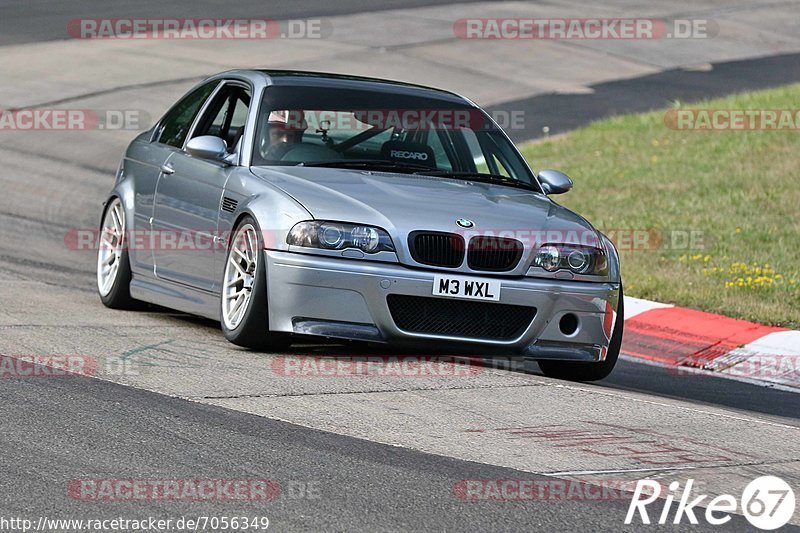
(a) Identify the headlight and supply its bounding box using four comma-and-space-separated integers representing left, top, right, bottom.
533, 243, 608, 276
287, 221, 395, 254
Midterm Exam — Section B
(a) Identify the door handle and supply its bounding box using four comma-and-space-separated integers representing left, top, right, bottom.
160, 163, 175, 175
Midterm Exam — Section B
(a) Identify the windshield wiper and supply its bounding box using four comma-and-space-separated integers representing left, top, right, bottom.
413, 170, 541, 192
297, 159, 433, 172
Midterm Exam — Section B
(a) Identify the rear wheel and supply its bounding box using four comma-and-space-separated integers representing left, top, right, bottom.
97, 198, 137, 309
221, 217, 291, 351
537, 287, 624, 382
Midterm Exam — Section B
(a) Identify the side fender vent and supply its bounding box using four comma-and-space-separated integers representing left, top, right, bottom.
221, 197, 238, 213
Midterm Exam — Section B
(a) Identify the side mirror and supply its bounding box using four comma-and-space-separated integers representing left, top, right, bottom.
537, 169, 573, 195
185, 135, 228, 161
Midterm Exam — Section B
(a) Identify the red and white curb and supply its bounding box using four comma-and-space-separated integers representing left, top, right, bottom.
622, 296, 800, 390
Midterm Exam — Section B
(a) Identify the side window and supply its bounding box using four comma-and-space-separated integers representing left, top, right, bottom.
460, 128, 487, 173
156, 81, 218, 148
459, 128, 520, 178
422, 130, 453, 171
490, 154, 512, 177
192, 84, 251, 152
230, 98, 249, 129
481, 133, 530, 180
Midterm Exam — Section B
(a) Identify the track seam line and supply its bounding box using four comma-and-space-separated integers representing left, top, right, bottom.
190, 381, 549, 400
3, 76, 208, 111
195, 378, 800, 429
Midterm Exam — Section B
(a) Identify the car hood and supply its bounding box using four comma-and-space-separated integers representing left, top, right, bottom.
250, 166, 601, 247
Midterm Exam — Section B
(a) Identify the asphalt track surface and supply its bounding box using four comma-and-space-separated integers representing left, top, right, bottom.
1, 1, 800, 531
489, 52, 800, 141
0, 362, 763, 532
0, 0, 486, 46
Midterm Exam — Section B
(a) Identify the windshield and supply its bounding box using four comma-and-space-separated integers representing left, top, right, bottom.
253, 86, 539, 190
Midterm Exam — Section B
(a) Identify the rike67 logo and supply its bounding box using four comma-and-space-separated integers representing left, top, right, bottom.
626, 476, 796, 530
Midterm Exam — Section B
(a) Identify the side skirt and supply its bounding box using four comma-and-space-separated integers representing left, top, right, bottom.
130, 273, 221, 321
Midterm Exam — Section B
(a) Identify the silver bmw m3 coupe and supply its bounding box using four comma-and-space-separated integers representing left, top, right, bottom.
97, 69, 624, 381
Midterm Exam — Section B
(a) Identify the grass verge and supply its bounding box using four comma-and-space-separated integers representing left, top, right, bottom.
519, 84, 800, 328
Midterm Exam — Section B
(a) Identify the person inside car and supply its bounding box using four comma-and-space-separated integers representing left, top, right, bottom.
264, 109, 307, 160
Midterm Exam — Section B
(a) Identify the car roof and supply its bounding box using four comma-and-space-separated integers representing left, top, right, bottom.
212, 69, 476, 106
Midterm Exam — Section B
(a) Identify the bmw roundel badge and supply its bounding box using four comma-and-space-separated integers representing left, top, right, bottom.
456, 218, 475, 228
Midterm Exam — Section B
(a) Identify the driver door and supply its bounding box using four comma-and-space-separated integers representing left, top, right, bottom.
152, 81, 251, 292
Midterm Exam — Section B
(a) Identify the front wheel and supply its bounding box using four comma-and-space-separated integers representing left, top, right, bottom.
97, 197, 137, 309
221, 217, 291, 351
537, 287, 624, 382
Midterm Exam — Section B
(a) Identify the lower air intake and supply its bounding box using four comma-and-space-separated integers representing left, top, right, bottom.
387, 294, 536, 340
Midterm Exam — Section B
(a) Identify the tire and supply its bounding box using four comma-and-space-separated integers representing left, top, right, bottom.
97, 197, 137, 309
537, 286, 624, 382
221, 216, 292, 351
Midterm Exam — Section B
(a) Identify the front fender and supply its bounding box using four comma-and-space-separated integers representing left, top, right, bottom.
217, 169, 312, 253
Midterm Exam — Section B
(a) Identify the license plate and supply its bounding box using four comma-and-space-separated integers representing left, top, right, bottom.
432, 275, 501, 302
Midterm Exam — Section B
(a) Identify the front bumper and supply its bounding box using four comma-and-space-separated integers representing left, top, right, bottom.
265, 250, 620, 361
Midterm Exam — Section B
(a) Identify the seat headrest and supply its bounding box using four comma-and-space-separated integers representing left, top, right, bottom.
380, 141, 437, 168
